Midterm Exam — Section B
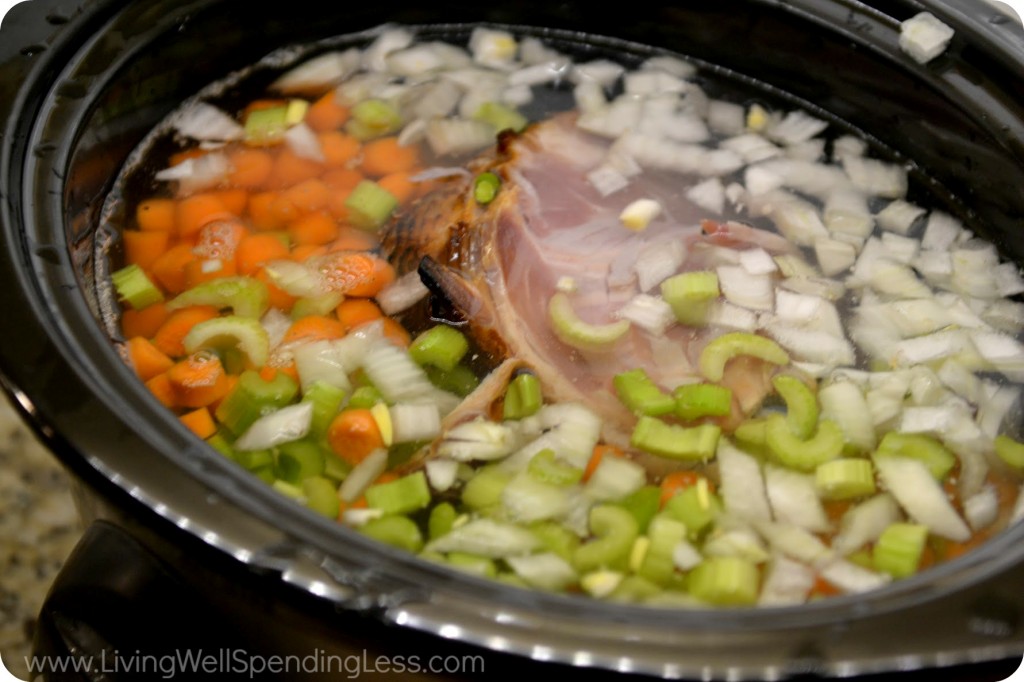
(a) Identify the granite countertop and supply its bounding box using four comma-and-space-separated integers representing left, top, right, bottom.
0, 394, 82, 680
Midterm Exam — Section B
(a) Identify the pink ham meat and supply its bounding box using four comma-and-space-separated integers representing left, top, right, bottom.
383, 113, 793, 450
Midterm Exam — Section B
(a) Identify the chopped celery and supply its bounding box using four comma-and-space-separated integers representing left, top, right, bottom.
273, 479, 304, 500
461, 466, 512, 510
291, 292, 345, 320
734, 418, 768, 450
873, 523, 928, 578
873, 432, 956, 480
637, 516, 687, 586
344, 180, 400, 231
410, 325, 469, 372
995, 435, 1024, 470
323, 455, 351, 483
616, 485, 662, 534
207, 433, 235, 460
358, 515, 424, 553
215, 369, 299, 434
548, 292, 630, 352
274, 439, 326, 484
765, 414, 843, 472
613, 369, 676, 417
816, 458, 876, 500
473, 171, 502, 204
302, 381, 347, 438
688, 556, 760, 606
573, 505, 640, 573
365, 471, 431, 515
111, 264, 164, 310
387, 440, 429, 469
347, 385, 385, 410
608, 575, 661, 603
251, 465, 276, 484
772, 374, 819, 440
662, 481, 722, 540
168, 276, 270, 318
428, 502, 458, 540
527, 449, 583, 486
503, 372, 542, 420
660, 271, 719, 326
674, 383, 733, 421
631, 417, 720, 461
245, 105, 289, 145
348, 99, 403, 139
426, 365, 480, 397
531, 522, 581, 562
233, 448, 274, 471
474, 101, 528, 133
302, 476, 340, 518
699, 332, 789, 382
183, 316, 270, 368
446, 552, 498, 578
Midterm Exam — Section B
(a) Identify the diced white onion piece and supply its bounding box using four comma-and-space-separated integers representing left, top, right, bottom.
777, 276, 846, 301
507, 552, 577, 591
721, 133, 781, 164
263, 259, 323, 297
425, 118, 496, 156
342, 508, 385, 527
935, 293, 988, 329
584, 455, 646, 502
1011, 485, 1024, 526
580, 570, 625, 598
686, 177, 725, 214
880, 233, 920, 265
768, 194, 829, 246
875, 456, 970, 541
624, 70, 686, 95
261, 308, 292, 351
703, 527, 770, 564
774, 290, 844, 338
842, 155, 908, 199
614, 294, 675, 336
820, 381, 876, 452
936, 359, 982, 404
759, 555, 816, 606
754, 521, 834, 567
672, 540, 704, 571
832, 135, 867, 160
876, 199, 926, 235
765, 466, 829, 532
814, 237, 857, 277
898, 405, 960, 437
707, 100, 745, 135
978, 383, 1020, 439
503, 473, 571, 523
718, 440, 772, 523
641, 54, 697, 78
766, 110, 828, 145
407, 80, 462, 119
822, 188, 872, 239
921, 211, 963, 251
900, 12, 955, 64
272, 49, 361, 93
155, 152, 231, 195
786, 139, 826, 162
706, 301, 759, 332
892, 330, 975, 367
234, 402, 313, 452
389, 403, 441, 443
469, 27, 518, 67
869, 259, 932, 299
426, 519, 540, 558
425, 459, 459, 493
171, 103, 244, 141
755, 159, 848, 199
502, 84, 533, 108
438, 420, 519, 462
509, 58, 571, 87
635, 239, 686, 292
619, 198, 663, 231
388, 42, 470, 76
703, 149, 746, 176
376, 270, 429, 316
586, 165, 630, 197
970, 331, 1024, 381
573, 81, 607, 115
363, 28, 415, 71
833, 494, 902, 555
882, 299, 952, 338
995, 262, 1024, 297
537, 403, 603, 469
519, 36, 562, 65
717, 265, 773, 311
914, 249, 954, 288
982, 299, 1024, 333
818, 559, 891, 594
293, 340, 352, 393
739, 248, 778, 275
362, 344, 436, 403
570, 59, 626, 87
397, 118, 429, 147
964, 486, 999, 531
283, 122, 324, 162
764, 324, 856, 366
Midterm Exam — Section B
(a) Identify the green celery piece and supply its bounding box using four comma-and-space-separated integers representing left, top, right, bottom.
183, 316, 270, 368
688, 556, 760, 606
772, 374, 819, 440
474, 102, 528, 133
660, 271, 719, 326
530, 522, 581, 562
215, 369, 299, 434
274, 439, 326, 484
765, 414, 843, 472
873, 432, 956, 480
616, 486, 662, 534
461, 466, 512, 510
234, 448, 274, 471
245, 106, 289, 145
387, 440, 429, 469
251, 465, 276, 484
410, 325, 469, 372
548, 292, 630, 352
273, 479, 304, 500
473, 172, 502, 204
674, 383, 733, 421
608, 575, 661, 603
995, 435, 1024, 470
207, 433, 235, 460
291, 292, 345, 320
359, 515, 424, 552
425, 365, 480, 397
613, 369, 676, 417
815, 458, 876, 500
637, 515, 688, 586
873, 523, 928, 579
344, 180, 399, 231
347, 99, 403, 139
527, 449, 583, 486
322, 454, 351, 483
168, 276, 270, 318
302, 476, 340, 518
631, 417, 721, 461
111, 264, 164, 310
347, 385, 385, 410
503, 372, 542, 420
573, 505, 639, 573
699, 332, 789, 382
302, 380, 347, 438
662, 482, 722, 541
734, 418, 769, 450
428, 502, 457, 540
446, 552, 498, 578
365, 471, 431, 515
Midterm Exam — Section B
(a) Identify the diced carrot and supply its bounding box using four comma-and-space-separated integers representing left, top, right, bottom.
126, 336, 175, 381
211, 188, 249, 216
258, 365, 280, 382
289, 211, 339, 246
327, 408, 384, 466
584, 444, 624, 482
124, 230, 171, 270
183, 257, 238, 289
376, 171, 417, 206
329, 227, 378, 253
269, 149, 322, 189
152, 305, 219, 358
255, 269, 297, 312
167, 352, 231, 408
360, 137, 420, 177
659, 471, 703, 507
248, 191, 284, 231
269, 194, 303, 225
277, 362, 300, 383
235, 234, 290, 276
290, 244, 328, 263
810, 576, 843, 599
319, 131, 361, 167
326, 190, 354, 223
169, 147, 206, 167
180, 407, 217, 439
145, 372, 177, 408
177, 193, 234, 237
281, 316, 347, 345
150, 243, 197, 295
317, 251, 395, 298
136, 198, 177, 232
228, 148, 274, 189
194, 219, 248, 260
378, 317, 411, 348
322, 168, 364, 192
336, 298, 383, 332
209, 374, 238, 415
282, 178, 330, 213
122, 301, 170, 339
305, 92, 350, 133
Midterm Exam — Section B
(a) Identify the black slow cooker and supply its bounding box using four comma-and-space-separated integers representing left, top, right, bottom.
2, 0, 1024, 679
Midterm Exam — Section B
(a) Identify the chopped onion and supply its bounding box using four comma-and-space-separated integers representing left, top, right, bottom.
635, 239, 686, 292
759, 555, 815, 606
766, 110, 828, 146
774, 290, 844, 338
339, 448, 388, 503
705, 301, 759, 332
426, 518, 540, 558
672, 540, 704, 571
519, 36, 563, 65
764, 465, 830, 531
387, 42, 470, 76
584, 455, 646, 502
718, 440, 772, 523
876, 200, 925, 235
263, 260, 323, 297
686, 177, 726, 214
171, 103, 244, 142
964, 486, 999, 531
842, 155, 908, 199
363, 27, 415, 71
508, 58, 571, 87
293, 340, 352, 393
155, 152, 231, 195
892, 330, 975, 368
703, 527, 769, 563
438, 420, 519, 462
717, 265, 773, 311
272, 49, 361, 93
814, 237, 857, 277
641, 54, 697, 79
739, 248, 778, 276
869, 259, 932, 299
425, 118, 496, 156
614, 294, 675, 336
234, 402, 313, 451
570, 59, 626, 88
768, 193, 829, 246
754, 521, 834, 567
706, 100, 745, 135
503, 473, 572, 523
376, 270, 429, 316
425, 459, 459, 493
832, 135, 867, 161
824, 188, 873, 239
506, 553, 577, 591
833, 494, 901, 555
900, 12, 955, 64
406, 80, 462, 119
469, 27, 518, 68
283, 122, 324, 162
624, 70, 686, 96
764, 323, 856, 367
818, 559, 891, 594
721, 133, 781, 164
875, 456, 971, 542
921, 211, 963, 251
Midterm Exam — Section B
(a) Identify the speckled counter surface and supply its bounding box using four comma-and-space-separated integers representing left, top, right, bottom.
0, 394, 82, 680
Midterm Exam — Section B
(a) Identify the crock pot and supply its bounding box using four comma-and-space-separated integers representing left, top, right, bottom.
2, 0, 1024, 679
